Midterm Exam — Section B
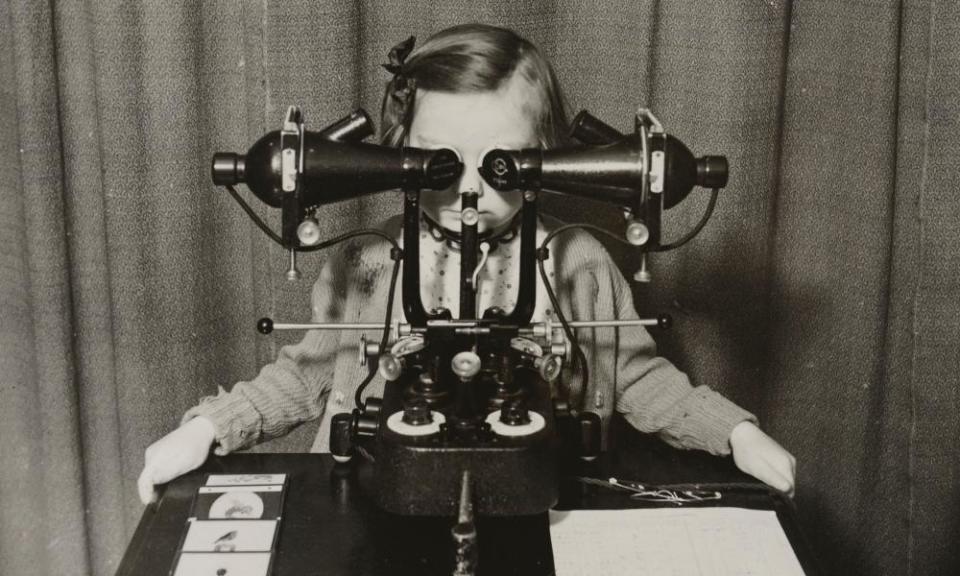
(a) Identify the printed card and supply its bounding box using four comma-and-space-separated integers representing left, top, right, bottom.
192, 486, 284, 520
169, 474, 287, 576
181, 519, 278, 553
172, 552, 271, 576
205, 474, 287, 487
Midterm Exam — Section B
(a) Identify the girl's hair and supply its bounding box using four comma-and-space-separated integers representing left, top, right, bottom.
379, 24, 569, 148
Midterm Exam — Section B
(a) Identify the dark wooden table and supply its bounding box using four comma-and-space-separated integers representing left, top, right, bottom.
117, 423, 820, 576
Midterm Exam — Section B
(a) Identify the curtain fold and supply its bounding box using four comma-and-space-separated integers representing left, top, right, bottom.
53, 0, 126, 573
1, 1, 957, 574
908, 0, 960, 568
766, 1, 906, 572
3, 0, 90, 574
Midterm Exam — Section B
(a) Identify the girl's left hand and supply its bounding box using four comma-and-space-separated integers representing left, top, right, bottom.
728, 421, 797, 497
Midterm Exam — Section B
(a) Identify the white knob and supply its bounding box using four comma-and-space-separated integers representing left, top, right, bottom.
297, 218, 321, 246
451, 351, 481, 380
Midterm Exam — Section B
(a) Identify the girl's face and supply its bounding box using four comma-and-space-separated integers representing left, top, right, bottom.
407, 75, 540, 234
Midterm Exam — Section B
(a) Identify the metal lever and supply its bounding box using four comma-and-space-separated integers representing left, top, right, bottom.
452, 470, 477, 576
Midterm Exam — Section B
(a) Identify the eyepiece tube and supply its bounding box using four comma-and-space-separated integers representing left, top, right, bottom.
212, 152, 245, 186
569, 110, 625, 145
696, 156, 728, 189
416, 148, 464, 191
318, 109, 375, 143
479, 148, 542, 191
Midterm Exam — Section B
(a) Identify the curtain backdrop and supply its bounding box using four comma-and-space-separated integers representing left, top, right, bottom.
1, 1, 957, 574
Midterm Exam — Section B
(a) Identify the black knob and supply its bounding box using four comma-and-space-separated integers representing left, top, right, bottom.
500, 397, 532, 426
256, 317, 273, 334
356, 398, 382, 438
577, 412, 602, 460
330, 412, 356, 463
657, 314, 673, 330
402, 397, 432, 426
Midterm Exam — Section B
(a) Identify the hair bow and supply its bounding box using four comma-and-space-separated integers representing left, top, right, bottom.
383, 36, 417, 109
382, 35, 416, 75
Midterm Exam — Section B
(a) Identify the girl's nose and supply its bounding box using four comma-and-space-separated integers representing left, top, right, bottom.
457, 159, 484, 197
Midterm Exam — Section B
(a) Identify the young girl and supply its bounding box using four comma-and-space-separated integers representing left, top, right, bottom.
138, 23, 795, 505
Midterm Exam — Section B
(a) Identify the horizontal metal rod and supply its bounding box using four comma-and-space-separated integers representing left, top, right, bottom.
269, 319, 660, 331
565, 319, 661, 328
269, 322, 387, 330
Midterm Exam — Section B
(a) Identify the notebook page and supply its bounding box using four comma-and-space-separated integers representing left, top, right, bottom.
549, 507, 806, 576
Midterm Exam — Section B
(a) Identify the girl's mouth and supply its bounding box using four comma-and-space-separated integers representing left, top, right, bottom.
442, 209, 491, 215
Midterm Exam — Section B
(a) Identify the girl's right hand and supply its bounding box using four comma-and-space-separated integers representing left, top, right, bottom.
137, 416, 217, 505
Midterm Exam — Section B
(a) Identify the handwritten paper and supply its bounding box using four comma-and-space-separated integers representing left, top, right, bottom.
549, 507, 806, 576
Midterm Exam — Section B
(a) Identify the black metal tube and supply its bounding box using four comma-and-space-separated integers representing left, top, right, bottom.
402, 191, 428, 326
569, 109, 624, 145
459, 193, 479, 320
503, 196, 537, 325
317, 109, 374, 143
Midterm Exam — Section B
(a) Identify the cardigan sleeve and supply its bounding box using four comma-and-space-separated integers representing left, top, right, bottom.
181, 251, 346, 454
588, 246, 757, 456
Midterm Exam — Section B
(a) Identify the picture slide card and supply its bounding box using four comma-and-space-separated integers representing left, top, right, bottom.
193, 486, 284, 520
172, 552, 271, 576
181, 519, 278, 553
205, 474, 287, 487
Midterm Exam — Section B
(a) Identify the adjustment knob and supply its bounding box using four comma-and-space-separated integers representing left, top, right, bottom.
634, 254, 652, 283
402, 397, 432, 426
625, 219, 650, 246
358, 334, 382, 366
460, 207, 480, 226
256, 317, 274, 334
577, 412, 602, 461
657, 314, 673, 330
451, 351, 482, 380
499, 397, 532, 426
378, 354, 403, 382
297, 218, 321, 246
330, 412, 355, 464
536, 354, 563, 383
